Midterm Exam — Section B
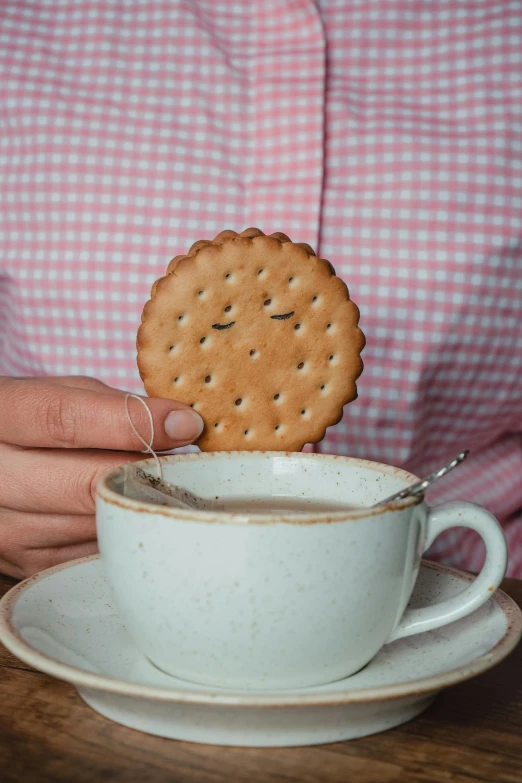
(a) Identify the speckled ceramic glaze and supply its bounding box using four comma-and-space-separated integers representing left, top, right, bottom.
95, 453, 507, 691
0, 557, 519, 747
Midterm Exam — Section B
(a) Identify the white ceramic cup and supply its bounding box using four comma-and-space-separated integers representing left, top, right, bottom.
96, 452, 507, 691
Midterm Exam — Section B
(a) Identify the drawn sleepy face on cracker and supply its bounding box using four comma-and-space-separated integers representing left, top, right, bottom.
212, 305, 294, 330
137, 228, 365, 452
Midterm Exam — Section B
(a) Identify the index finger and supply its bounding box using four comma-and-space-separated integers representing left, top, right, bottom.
0, 378, 204, 451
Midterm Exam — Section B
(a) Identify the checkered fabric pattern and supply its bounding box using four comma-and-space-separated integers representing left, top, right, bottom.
1, 1, 521, 573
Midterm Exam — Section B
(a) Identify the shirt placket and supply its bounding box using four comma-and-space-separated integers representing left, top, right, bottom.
245, 0, 326, 252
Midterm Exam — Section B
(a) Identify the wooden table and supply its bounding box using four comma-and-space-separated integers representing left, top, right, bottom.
1, 572, 521, 783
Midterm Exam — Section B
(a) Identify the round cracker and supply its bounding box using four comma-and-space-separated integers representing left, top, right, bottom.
137, 229, 365, 451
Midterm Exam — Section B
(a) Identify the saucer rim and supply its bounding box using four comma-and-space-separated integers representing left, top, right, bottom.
0, 556, 520, 708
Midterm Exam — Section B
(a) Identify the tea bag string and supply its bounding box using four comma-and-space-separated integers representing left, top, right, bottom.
124, 393, 163, 478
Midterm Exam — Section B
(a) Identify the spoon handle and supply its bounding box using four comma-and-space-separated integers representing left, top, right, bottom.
373, 450, 469, 507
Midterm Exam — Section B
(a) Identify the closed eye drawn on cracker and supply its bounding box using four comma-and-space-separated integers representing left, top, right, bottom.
212, 321, 235, 330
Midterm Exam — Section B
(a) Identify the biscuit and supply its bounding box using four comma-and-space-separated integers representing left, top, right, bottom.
137, 228, 365, 451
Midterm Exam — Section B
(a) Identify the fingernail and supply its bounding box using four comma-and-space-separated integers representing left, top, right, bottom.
164, 409, 204, 442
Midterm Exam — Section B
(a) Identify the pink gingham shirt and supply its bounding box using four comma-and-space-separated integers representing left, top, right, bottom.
1, 1, 521, 574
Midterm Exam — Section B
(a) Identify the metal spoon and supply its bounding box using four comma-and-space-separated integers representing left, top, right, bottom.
372, 450, 469, 507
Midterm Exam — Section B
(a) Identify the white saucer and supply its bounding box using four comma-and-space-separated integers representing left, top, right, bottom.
0, 557, 520, 747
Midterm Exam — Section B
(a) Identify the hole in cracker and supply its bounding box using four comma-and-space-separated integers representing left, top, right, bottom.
297, 362, 305, 370
225, 273, 232, 280
198, 290, 205, 297
173, 376, 181, 384
249, 349, 258, 358
294, 324, 301, 331
326, 323, 332, 331
264, 298, 272, 307
257, 268, 264, 276
301, 409, 308, 416
244, 429, 250, 437
312, 296, 320, 305
274, 425, 281, 431
214, 422, 220, 428
273, 393, 280, 401
235, 398, 242, 406
224, 305, 232, 313
288, 276, 294, 284
205, 375, 212, 383
199, 337, 207, 345
329, 355, 335, 362
178, 314, 185, 322
320, 384, 326, 391
169, 345, 176, 354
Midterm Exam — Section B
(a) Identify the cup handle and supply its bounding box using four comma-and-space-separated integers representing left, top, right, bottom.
388, 501, 508, 642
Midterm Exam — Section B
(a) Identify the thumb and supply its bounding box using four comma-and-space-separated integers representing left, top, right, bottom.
0, 378, 204, 451
126, 394, 205, 451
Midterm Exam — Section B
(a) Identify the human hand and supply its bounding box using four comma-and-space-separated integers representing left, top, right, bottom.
0, 376, 203, 578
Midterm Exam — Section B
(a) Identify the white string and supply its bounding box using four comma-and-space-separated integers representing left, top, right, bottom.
124, 393, 163, 478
